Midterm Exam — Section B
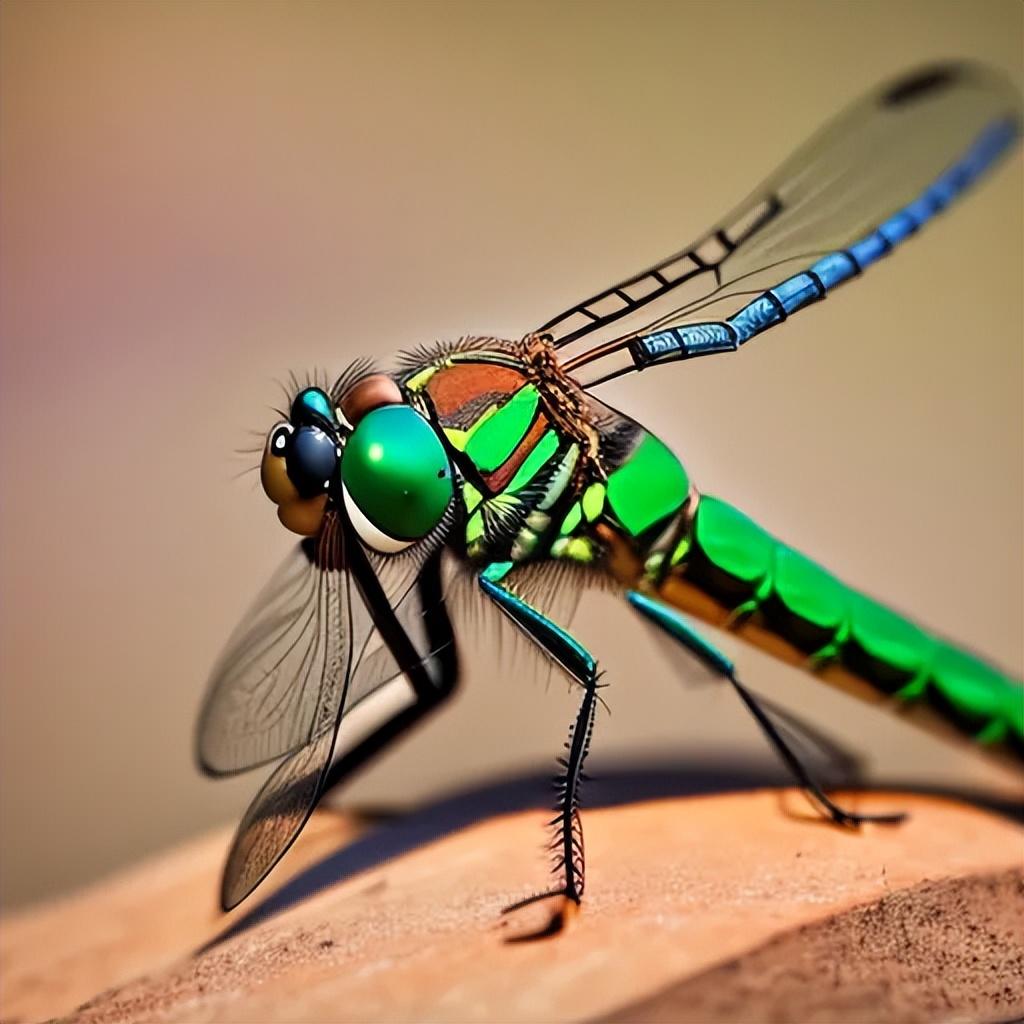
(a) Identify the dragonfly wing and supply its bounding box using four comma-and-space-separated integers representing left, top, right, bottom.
220, 723, 338, 909
218, 582, 445, 913
537, 62, 1021, 385
197, 510, 452, 775
218, 549, 601, 912
212, 530, 460, 908
197, 516, 365, 776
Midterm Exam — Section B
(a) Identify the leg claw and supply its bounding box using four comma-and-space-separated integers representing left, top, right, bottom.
501, 890, 580, 942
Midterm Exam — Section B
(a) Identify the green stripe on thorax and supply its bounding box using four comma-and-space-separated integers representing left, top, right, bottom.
464, 385, 539, 472
462, 434, 582, 563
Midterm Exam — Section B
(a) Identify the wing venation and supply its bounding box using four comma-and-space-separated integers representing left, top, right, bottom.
537, 62, 1021, 387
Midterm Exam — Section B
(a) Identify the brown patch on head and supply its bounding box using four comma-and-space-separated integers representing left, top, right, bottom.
339, 374, 403, 424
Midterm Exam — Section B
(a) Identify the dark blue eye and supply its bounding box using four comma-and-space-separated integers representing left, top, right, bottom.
290, 387, 335, 426
286, 425, 339, 498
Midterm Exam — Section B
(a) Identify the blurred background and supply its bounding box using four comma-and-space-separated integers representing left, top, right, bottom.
1, 0, 1021, 910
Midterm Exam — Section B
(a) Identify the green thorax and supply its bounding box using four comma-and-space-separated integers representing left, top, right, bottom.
401, 337, 692, 567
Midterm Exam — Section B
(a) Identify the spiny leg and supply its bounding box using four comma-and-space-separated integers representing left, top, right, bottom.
504, 671, 599, 912
628, 590, 906, 827
479, 570, 602, 927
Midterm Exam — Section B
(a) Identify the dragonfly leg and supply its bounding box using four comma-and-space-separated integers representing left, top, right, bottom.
627, 589, 906, 828
479, 572, 601, 926
321, 549, 459, 796
319, 675, 457, 796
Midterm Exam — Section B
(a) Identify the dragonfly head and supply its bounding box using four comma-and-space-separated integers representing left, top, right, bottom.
260, 386, 341, 536
261, 376, 454, 551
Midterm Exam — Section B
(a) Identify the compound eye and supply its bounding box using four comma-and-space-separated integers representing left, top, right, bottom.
287, 425, 340, 498
341, 405, 453, 552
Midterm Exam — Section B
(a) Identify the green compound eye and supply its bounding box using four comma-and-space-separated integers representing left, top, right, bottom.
341, 405, 453, 552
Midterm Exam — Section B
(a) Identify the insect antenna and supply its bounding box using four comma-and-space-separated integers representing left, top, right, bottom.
232, 419, 275, 483
272, 378, 294, 409
230, 463, 262, 482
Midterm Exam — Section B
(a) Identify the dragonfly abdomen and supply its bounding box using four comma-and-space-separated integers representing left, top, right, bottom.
598, 484, 1023, 764
678, 496, 1023, 760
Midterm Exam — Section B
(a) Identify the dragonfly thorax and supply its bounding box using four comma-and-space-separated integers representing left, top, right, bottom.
398, 336, 620, 566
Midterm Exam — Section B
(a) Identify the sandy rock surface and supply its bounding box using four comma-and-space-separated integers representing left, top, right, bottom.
3, 790, 1023, 1023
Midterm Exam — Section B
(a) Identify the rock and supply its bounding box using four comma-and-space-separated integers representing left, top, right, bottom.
2, 790, 1022, 1023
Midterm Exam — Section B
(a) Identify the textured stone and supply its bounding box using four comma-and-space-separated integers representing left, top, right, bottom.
3, 791, 1022, 1023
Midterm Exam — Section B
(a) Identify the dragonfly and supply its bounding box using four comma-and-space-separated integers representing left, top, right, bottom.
197, 62, 1023, 922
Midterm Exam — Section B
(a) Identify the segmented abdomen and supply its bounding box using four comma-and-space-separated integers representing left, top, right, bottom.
663, 495, 1023, 761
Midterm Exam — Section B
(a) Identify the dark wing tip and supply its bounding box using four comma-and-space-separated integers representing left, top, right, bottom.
220, 872, 248, 912
194, 714, 220, 776
879, 60, 1022, 118
881, 64, 964, 108
193, 701, 238, 778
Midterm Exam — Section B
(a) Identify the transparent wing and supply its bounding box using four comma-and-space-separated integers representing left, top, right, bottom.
211, 526, 459, 909
197, 512, 451, 776
220, 724, 339, 909
538, 62, 1021, 385
197, 515, 364, 776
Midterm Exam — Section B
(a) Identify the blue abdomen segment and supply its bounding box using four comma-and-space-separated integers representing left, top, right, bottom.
641, 322, 737, 359
808, 251, 859, 290
632, 116, 1019, 365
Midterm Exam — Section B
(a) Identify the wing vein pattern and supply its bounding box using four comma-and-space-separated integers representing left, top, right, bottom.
538, 63, 1022, 386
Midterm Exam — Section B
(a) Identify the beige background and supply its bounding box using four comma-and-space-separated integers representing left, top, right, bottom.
1, 0, 1021, 910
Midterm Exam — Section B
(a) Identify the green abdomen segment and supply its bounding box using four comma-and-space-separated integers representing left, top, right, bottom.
675, 495, 1024, 759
